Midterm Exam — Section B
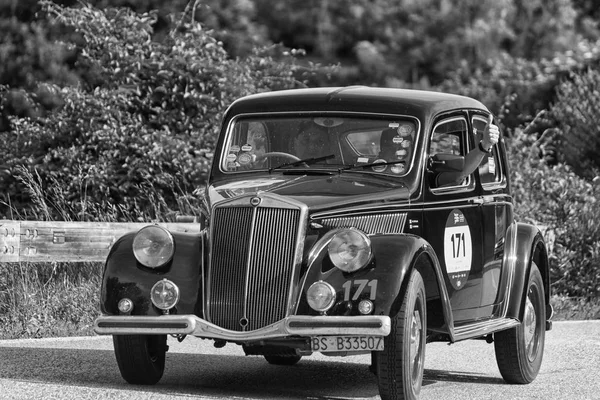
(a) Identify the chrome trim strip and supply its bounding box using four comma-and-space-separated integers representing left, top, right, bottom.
452, 317, 520, 342
321, 213, 407, 234
94, 314, 391, 339
242, 206, 259, 325
500, 222, 519, 318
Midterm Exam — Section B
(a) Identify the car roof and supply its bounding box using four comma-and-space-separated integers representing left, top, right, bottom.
225, 87, 488, 120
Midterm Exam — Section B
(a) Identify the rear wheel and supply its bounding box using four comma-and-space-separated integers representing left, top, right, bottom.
263, 354, 302, 365
113, 334, 167, 385
494, 262, 545, 383
375, 269, 426, 400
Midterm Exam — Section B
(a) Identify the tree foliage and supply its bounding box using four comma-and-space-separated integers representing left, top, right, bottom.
0, 1, 322, 220
550, 68, 600, 178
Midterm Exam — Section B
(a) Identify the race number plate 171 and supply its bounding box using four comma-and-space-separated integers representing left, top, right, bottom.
311, 336, 384, 352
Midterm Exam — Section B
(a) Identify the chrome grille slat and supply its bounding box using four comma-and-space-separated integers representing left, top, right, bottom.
321, 213, 407, 234
209, 207, 253, 330
208, 203, 301, 332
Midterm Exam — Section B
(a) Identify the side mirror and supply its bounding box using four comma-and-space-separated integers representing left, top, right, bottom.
427, 154, 465, 173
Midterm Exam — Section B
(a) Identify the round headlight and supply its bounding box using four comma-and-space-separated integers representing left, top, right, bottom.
327, 228, 372, 273
133, 225, 174, 268
151, 279, 180, 310
306, 281, 336, 312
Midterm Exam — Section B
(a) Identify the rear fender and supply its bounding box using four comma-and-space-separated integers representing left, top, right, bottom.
503, 222, 550, 321
100, 228, 205, 317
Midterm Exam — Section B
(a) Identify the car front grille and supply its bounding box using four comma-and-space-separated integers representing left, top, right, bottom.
207, 200, 303, 331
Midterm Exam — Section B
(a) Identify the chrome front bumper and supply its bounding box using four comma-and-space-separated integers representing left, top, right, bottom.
94, 314, 391, 341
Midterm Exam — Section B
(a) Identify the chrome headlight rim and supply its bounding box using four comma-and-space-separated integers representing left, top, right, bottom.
306, 280, 337, 312
150, 278, 180, 311
327, 228, 372, 273
132, 225, 175, 268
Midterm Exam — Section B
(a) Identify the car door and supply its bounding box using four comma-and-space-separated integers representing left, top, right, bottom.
421, 112, 488, 324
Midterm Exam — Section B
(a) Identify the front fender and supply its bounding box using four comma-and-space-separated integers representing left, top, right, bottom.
100, 228, 205, 317
503, 222, 550, 321
299, 233, 452, 330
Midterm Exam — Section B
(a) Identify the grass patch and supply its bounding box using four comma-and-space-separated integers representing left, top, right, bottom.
0, 262, 102, 340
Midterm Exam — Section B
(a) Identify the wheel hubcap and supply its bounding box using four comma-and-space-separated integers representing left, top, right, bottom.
409, 308, 423, 381
523, 291, 538, 360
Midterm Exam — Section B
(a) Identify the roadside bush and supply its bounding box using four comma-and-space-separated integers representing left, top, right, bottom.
550, 68, 600, 179
0, 1, 324, 220
440, 40, 600, 133
508, 129, 600, 299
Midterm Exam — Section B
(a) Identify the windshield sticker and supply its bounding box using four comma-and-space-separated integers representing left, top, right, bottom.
241, 144, 252, 152
488, 156, 496, 175
238, 153, 252, 165
390, 164, 405, 174
399, 124, 413, 136
443, 209, 472, 290
357, 157, 369, 163
230, 145, 240, 153
226, 154, 237, 162
392, 136, 404, 144
371, 159, 388, 173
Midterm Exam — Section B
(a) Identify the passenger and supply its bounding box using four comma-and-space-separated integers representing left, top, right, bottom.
436, 115, 499, 186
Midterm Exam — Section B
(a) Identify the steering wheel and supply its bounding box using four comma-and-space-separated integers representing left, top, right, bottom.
255, 152, 300, 167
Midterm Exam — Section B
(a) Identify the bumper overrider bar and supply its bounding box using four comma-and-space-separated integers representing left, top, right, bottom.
94, 315, 391, 340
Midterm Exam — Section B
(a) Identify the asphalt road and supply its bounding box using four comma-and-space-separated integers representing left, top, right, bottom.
0, 321, 598, 400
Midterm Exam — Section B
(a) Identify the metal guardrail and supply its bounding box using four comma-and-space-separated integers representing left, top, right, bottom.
0, 220, 201, 263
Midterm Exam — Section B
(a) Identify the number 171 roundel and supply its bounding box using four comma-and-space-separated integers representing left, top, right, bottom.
443, 209, 473, 290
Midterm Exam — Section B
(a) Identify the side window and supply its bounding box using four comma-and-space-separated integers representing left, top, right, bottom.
429, 117, 470, 189
472, 115, 503, 186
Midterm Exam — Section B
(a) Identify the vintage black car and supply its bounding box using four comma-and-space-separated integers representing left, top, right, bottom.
94, 87, 552, 400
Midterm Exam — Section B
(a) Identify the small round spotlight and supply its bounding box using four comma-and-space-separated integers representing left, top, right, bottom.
118, 298, 134, 314
307, 281, 336, 312
358, 299, 374, 315
151, 279, 180, 310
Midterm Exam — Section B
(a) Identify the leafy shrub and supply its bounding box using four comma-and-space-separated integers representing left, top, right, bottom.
0, 1, 324, 220
508, 129, 600, 299
550, 68, 600, 178
440, 40, 600, 133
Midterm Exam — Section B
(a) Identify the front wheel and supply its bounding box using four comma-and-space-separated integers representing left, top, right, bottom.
494, 262, 546, 383
113, 334, 167, 385
375, 268, 427, 400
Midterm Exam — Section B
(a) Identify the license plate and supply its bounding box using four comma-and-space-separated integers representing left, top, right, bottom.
310, 336, 384, 352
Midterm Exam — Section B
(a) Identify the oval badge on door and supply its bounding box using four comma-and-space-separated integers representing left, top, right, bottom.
443, 209, 473, 290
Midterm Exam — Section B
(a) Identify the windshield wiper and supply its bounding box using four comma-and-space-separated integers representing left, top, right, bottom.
339, 160, 405, 172
269, 154, 336, 172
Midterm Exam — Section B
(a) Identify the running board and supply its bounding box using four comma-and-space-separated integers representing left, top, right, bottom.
452, 318, 520, 342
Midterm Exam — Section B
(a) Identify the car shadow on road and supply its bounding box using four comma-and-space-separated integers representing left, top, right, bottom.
0, 346, 505, 399
423, 369, 505, 386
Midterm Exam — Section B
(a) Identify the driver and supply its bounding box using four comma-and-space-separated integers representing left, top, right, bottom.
294, 122, 331, 159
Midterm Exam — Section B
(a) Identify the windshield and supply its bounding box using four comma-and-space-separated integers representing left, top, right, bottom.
220, 115, 419, 176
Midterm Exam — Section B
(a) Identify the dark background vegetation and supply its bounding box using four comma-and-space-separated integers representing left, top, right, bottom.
0, 0, 599, 337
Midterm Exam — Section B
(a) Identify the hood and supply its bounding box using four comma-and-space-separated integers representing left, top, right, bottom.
207, 172, 411, 212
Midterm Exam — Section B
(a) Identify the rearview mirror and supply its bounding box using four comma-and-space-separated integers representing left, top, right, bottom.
427, 154, 465, 173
